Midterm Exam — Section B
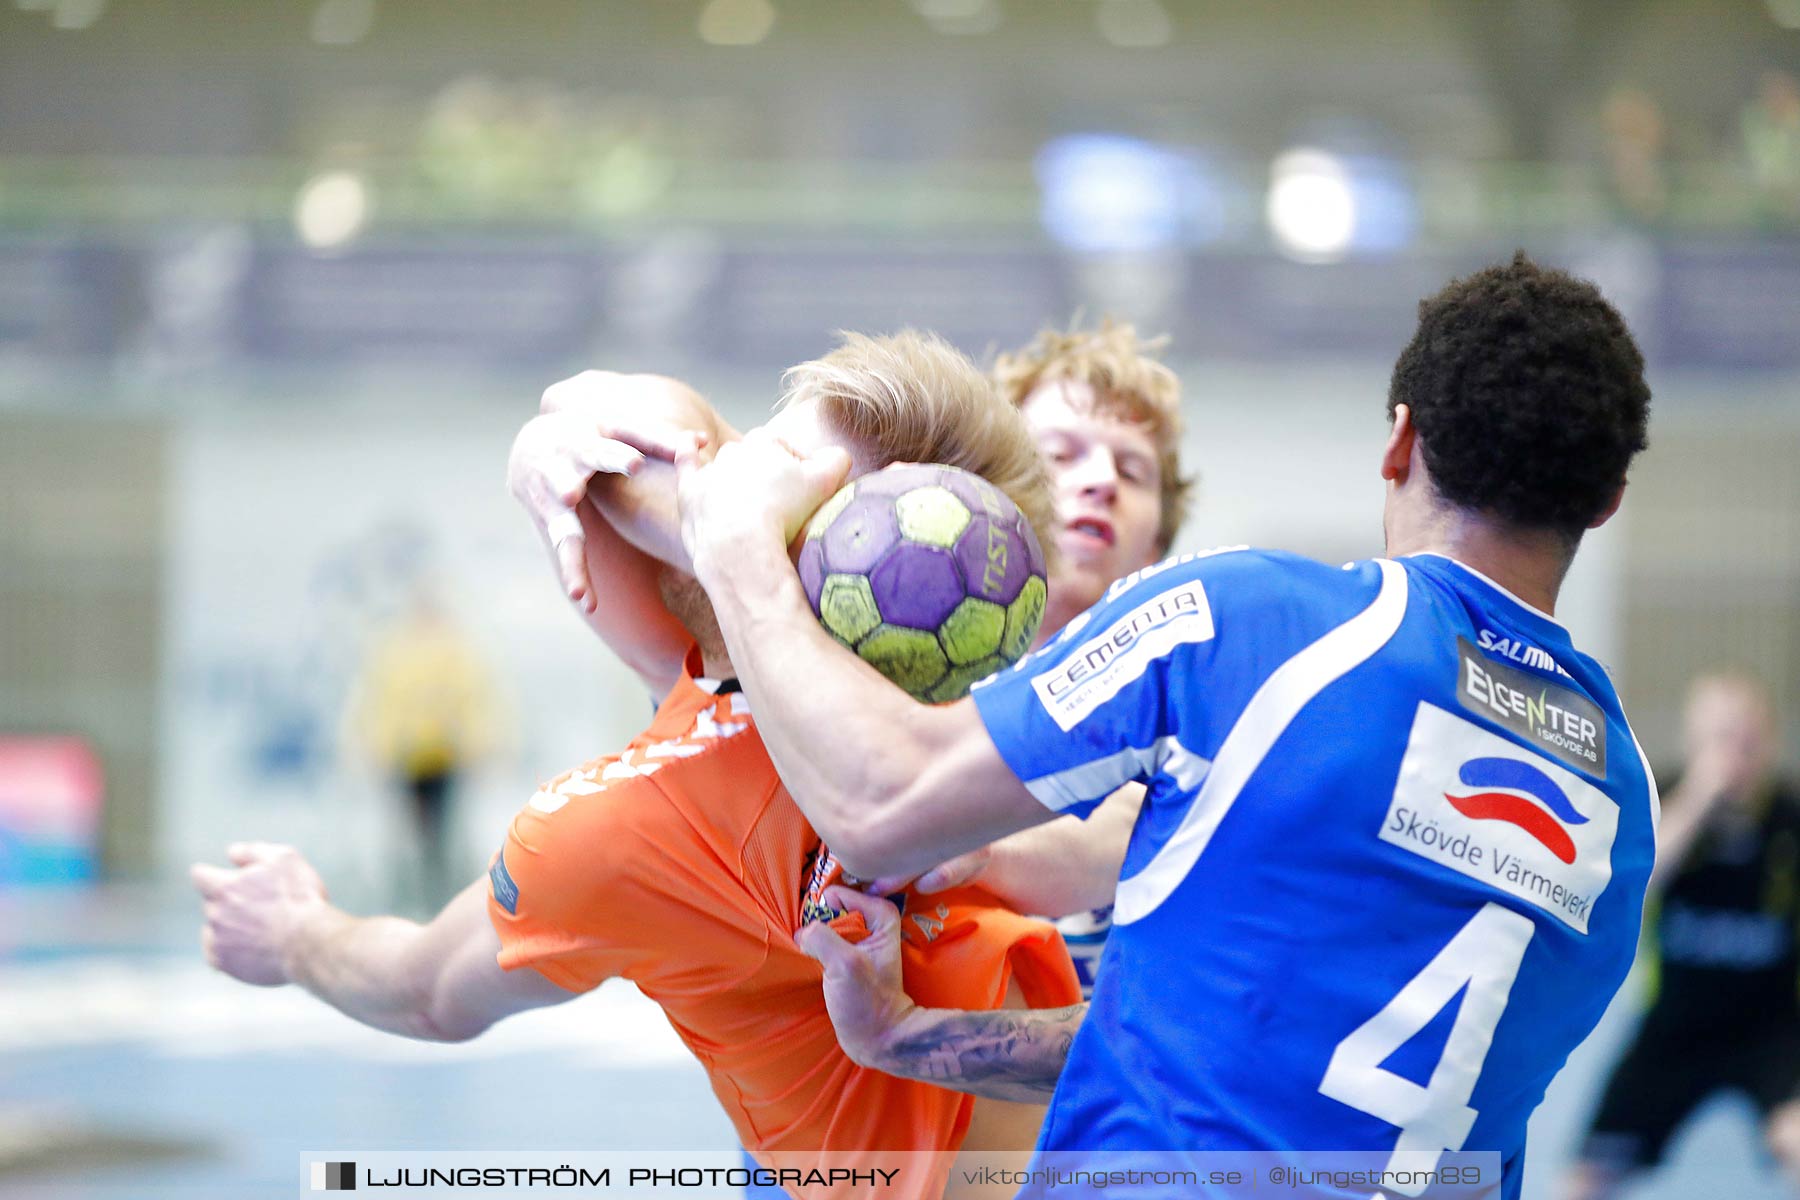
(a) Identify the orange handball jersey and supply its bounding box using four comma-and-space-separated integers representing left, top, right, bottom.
487, 649, 1080, 1177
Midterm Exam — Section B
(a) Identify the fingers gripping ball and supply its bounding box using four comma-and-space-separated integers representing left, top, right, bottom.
795, 464, 1048, 702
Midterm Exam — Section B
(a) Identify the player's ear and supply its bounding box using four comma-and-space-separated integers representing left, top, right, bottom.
1380, 405, 1415, 483
1587, 481, 1627, 530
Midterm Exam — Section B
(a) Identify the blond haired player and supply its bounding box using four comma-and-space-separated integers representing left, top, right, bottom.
870, 322, 1195, 1001
510, 320, 1195, 1200
193, 332, 1079, 1200
998, 320, 1191, 633
524, 319, 1198, 972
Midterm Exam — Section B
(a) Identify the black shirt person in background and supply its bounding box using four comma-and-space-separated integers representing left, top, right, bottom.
1563, 672, 1800, 1200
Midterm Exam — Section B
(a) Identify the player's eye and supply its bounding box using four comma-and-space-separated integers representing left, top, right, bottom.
1118, 457, 1153, 485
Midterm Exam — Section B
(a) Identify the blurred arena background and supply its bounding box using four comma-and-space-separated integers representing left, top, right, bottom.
1, 1, 1798, 1196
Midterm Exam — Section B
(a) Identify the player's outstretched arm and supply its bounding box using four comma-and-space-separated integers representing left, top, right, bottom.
878, 785, 1142, 916
678, 432, 1053, 880
191, 843, 572, 1042
510, 371, 739, 696
799, 887, 1081, 1103
1647, 750, 1736, 889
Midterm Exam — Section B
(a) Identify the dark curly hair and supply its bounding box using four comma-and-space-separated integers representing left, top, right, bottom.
1388, 252, 1650, 545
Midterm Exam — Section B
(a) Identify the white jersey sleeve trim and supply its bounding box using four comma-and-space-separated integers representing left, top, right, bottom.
1022, 736, 1212, 813
1114, 558, 1411, 926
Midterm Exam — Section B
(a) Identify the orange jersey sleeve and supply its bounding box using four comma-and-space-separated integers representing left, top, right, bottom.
485, 767, 668, 993
486, 732, 769, 995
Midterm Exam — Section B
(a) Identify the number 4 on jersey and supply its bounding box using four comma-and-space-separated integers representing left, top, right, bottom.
1319, 902, 1536, 1195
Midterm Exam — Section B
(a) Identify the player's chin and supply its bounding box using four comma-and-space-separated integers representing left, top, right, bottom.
1050, 556, 1113, 605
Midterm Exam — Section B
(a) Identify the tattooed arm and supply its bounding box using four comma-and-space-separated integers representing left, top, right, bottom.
875, 1003, 1085, 1102
795, 885, 1082, 1103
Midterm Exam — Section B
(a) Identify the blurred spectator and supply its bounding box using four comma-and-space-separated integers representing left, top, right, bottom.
1601, 86, 1668, 223
130, 225, 251, 382
1561, 673, 1800, 1200
1742, 70, 1800, 221
344, 584, 502, 911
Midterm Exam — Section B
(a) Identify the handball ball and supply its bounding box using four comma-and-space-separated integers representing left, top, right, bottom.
796, 463, 1048, 703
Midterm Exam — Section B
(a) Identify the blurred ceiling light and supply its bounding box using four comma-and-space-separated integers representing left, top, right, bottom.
698, 0, 775, 46
911, 0, 1001, 36
1767, 0, 1800, 28
1266, 149, 1356, 263
1095, 0, 1171, 49
1037, 133, 1212, 253
294, 171, 371, 251
311, 0, 375, 45
50, 0, 104, 29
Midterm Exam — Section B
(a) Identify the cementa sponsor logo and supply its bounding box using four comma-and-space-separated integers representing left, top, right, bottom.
1030, 580, 1214, 731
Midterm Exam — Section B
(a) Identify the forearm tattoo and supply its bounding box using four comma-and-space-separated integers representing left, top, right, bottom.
880, 1004, 1087, 1103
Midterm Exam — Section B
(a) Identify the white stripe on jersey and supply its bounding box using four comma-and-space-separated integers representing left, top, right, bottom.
1022, 736, 1211, 812
1114, 559, 1410, 926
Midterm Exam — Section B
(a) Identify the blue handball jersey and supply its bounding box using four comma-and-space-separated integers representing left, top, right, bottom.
970, 550, 1658, 1199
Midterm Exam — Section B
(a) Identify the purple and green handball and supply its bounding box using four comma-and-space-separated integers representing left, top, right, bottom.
796, 463, 1049, 702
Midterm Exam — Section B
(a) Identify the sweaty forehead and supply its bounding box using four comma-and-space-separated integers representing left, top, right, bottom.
1023, 381, 1159, 457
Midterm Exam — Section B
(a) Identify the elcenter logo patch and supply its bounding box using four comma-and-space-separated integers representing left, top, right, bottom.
1457, 637, 1606, 775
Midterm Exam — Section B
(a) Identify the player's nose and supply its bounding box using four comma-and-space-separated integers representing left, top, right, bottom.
1076, 457, 1119, 504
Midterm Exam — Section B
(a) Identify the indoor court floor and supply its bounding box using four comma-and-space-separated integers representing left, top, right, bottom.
1, 883, 1782, 1200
